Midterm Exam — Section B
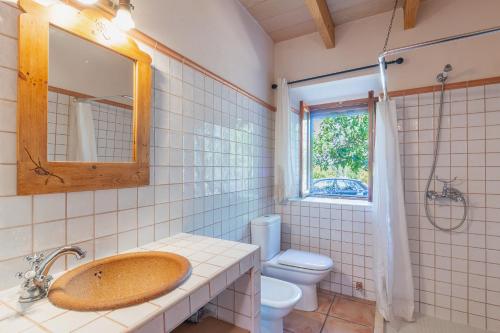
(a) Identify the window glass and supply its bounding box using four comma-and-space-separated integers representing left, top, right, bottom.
308, 108, 369, 199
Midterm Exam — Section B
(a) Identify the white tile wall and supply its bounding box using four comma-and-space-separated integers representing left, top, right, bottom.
395, 84, 500, 331
47, 92, 133, 162
0, 2, 274, 292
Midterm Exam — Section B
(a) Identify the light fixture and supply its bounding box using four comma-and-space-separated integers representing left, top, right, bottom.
77, 0, 98, 4
33, 0, 59, 6
50, 3, 79, 26
112, 0, 135, 31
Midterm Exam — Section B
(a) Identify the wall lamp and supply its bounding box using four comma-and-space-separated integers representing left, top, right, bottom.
34, 0, 136, 32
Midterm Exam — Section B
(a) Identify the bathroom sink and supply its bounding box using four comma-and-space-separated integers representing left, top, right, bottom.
48, 252, 191, 311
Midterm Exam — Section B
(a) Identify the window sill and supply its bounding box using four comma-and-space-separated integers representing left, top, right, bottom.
289, 196, 372, 207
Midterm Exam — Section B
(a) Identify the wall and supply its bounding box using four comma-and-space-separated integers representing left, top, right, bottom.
394, 84, 500, 332
275, 0, 500, 93
278, 200, 375, 301
133, 0, 274, 105
0, 1, 274, 291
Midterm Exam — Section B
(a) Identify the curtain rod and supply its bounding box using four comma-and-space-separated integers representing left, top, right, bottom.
271, 57, 404, 90
74, 95, 133, 102
379, 25, 500, 100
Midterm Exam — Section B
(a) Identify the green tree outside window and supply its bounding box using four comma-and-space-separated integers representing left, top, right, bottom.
312, 112, 369, 184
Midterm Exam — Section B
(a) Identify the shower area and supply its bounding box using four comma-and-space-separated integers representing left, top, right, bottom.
377, 24, 500, 333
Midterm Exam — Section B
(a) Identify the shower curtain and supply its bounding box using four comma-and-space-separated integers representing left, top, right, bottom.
372, 100, 415, 322
274, 78, 299, 202
68, 102, 97, 162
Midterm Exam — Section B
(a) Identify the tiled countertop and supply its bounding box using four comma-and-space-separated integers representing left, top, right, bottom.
0, 233, 260, 332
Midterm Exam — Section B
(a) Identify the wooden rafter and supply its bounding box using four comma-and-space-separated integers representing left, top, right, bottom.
304, 0, 335, 48
404, 0, 420, 29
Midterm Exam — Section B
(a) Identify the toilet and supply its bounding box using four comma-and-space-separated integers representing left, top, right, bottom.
260, 276, 302, 333
251, 214, 334, 311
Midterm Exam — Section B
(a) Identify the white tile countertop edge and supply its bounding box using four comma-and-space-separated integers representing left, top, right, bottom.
0, 233, 260, 332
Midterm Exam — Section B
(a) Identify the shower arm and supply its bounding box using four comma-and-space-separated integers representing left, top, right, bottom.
378, 25, 500, 100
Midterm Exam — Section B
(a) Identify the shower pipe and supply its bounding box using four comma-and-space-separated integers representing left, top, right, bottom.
379, 25, 500, 100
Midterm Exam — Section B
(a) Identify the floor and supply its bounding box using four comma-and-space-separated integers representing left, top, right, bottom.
173, 316, 248, 333
384, 313, 488, 333
284, 290, 376, 333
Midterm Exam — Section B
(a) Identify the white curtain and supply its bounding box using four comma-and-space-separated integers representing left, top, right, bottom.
68, 102, 98, 162
373, 100, 415, 322
274, 78, 299, 202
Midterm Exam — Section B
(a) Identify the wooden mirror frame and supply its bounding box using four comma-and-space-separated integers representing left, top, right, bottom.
17, 0, 152, 195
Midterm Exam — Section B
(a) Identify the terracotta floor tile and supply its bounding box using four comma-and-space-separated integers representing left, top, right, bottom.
316, 291, 335, 314
328, 296, 375, 327
284, 310, 326, 333
336, 294, 375, 305
318, 288, 336, 296
321, 317, 373, 333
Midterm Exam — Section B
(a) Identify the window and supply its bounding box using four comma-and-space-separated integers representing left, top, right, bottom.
300, 93, 375, 201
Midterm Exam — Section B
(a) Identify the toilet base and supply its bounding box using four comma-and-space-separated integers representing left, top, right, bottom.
294, 283, 318, 311
261, 317, 283, 333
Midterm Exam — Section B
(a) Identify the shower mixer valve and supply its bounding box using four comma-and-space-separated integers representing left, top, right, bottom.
426, 177, 465, 202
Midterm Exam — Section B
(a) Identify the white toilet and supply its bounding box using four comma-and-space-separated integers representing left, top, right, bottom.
251, 214, 334, 311
260, 276, 302, 333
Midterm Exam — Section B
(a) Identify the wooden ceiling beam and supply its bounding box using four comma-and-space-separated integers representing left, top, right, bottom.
404, 0, 420, 29
304, 0, 335, 49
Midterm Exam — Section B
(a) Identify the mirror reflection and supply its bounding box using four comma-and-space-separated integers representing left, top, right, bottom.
47, 26, 134, 162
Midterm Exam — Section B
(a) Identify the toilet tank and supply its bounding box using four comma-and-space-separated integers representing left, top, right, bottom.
251, 214, 281, 261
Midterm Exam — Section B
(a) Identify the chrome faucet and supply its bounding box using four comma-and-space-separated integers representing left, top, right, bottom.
426, 177, 465, 203
16, 246, 86, 303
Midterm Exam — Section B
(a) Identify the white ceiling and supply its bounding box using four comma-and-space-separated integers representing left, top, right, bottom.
239, 0, 403, 42
290, 73, 382, 105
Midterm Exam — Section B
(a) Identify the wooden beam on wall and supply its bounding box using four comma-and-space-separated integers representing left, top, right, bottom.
304, 0, 335, 49
404, 0, 420, 29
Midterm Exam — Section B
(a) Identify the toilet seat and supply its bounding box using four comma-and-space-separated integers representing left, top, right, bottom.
251, 214, 334, 313
277, 249, 333, 271
264, 250, 333, 274
262, 250, 333, 312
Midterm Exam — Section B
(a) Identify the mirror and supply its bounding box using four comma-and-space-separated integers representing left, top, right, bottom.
17, 0, 151, 195
48, 25, 134, 163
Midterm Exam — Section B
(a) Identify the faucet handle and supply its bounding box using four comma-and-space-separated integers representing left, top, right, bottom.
25, 253, 44, 265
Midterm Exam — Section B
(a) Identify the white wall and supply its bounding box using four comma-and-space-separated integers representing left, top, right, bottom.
133, 0, 275, 104
275, 0, 500, 92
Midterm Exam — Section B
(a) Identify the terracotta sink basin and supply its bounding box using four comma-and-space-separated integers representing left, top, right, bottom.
48, 252, 191, 311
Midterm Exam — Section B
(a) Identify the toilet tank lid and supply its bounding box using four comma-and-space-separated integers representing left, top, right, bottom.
278, 249, 333, 271
251, 214, 281, 226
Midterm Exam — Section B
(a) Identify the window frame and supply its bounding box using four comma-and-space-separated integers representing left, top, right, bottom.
299, 91, 376, 202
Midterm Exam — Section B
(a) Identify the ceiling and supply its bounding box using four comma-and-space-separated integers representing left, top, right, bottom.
239, 0, 403, 42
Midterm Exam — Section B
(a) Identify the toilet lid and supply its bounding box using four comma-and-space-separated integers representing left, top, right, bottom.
277, 249, 333, 271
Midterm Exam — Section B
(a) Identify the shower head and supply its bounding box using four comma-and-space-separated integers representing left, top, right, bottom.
437, 64, 453, 83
